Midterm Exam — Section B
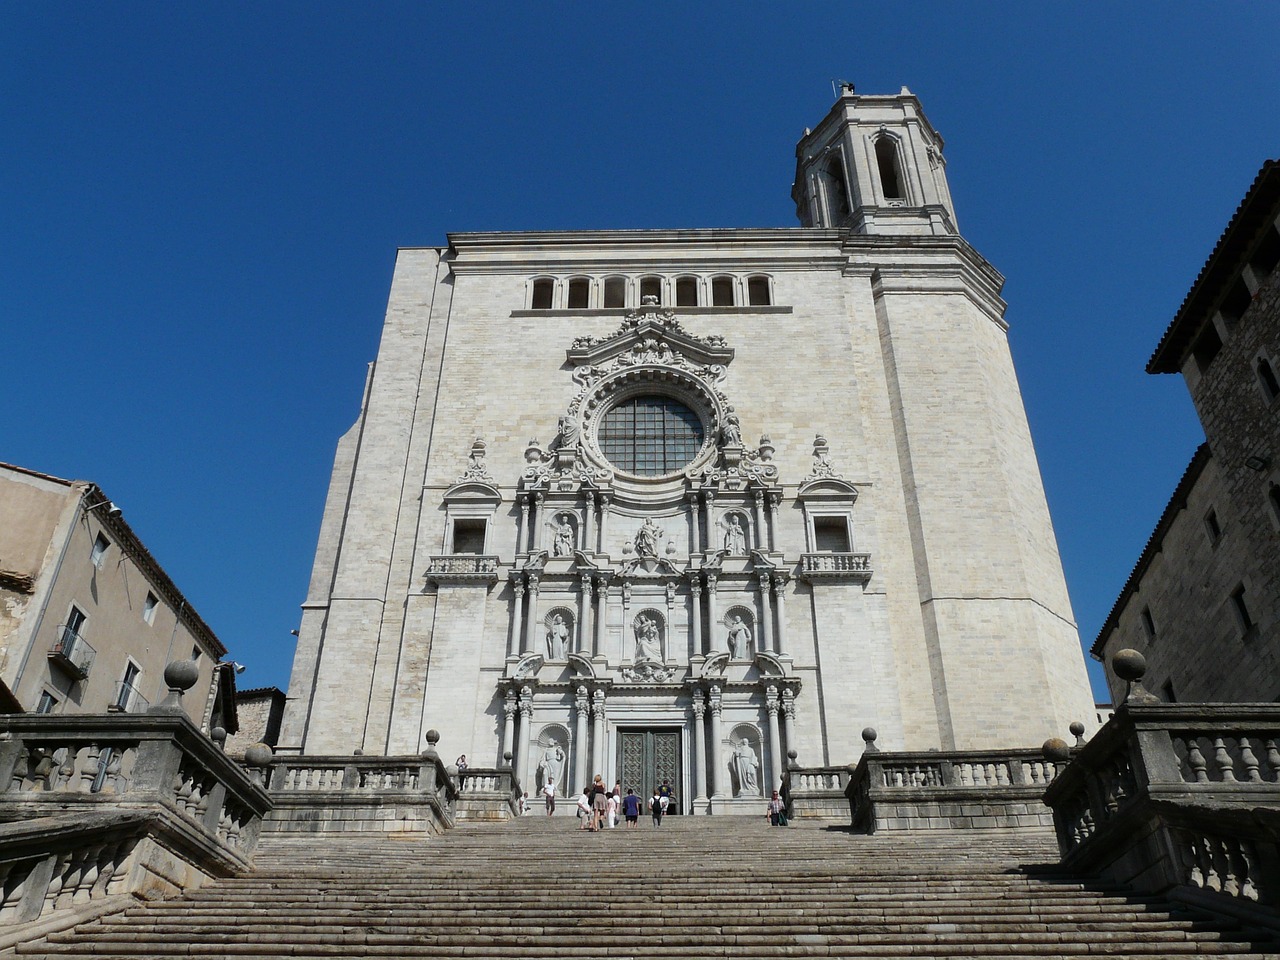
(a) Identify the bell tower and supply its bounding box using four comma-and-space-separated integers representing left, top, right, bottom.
792, 84, 958, 235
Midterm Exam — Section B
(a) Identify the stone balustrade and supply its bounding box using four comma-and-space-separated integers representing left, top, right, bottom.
424, 555, 501, 584
0, 712, 271, 945
842, 729, 1057, 832
781, 763, 853, 819
797, 552, 872, 583
454, 766, 522, 821
1043, 694, 1280, 926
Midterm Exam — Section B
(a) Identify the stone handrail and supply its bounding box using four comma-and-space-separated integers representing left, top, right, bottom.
0, 714, 271, 937
1043, 700, 1280, 918
845, 737, 1057, 832
455, 766, 521, 820
797, 553, 872, 583
424, 555, 501, 584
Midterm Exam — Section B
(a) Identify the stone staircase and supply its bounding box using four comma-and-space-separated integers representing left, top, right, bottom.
12, 817, 1279, 958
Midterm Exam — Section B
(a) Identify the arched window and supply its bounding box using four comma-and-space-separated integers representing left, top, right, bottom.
711, 276, 735, 307
531, 278, 554, 310
567, 278, 590, 309
598, 395, 704, 477
875, 137, 905, 201
640, 276, 662, 304
675, 276, 698, 307
747, 276, 771, 306
603, 276, 626, 308
823, 154, 851, 224
1256, 356, 1279, 403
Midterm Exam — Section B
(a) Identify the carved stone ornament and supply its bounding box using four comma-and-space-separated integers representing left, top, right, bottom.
456, 437, 495, 483
620, 660, 674, 683
804, 433, 845, 481
511, 653, 544, 680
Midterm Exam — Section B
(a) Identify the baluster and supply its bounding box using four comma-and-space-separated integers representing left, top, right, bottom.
1212, 738, 1237, 782
958, 763, 973, 786
1239, 738, 1262, 782
0, 862, 21, 921
1265, 740, 1280, 781
995, 763, 1010, 786
73, 844, 105, 904
1211, 837, 1235, 896
55, 850, 88, 908
90, 843, 122, 899
1187, 739, 1209, 783
55, 748, 77, 790
1177, 831, 1202, 888
42, 852, 72, 915
79, 745, 101, 793
1236, 840, 1261, 901
1193, 834, 1214, 890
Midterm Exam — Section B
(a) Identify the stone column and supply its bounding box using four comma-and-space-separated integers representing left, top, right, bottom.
706, 575, 720, 652
689, 578, 703, 655
502, 689, 517, 767
702, 490, 715, 551
507, 579, 525, 659
772, 574, 789, 657
765, 685, 783, 792
664, 582, 676, 662
597, 494, 611, 553
573, 686, 589, 793
531, 494, 544, 553
523, 575, 540, 654
583, 492, 596, 554
591, 689, 607, 781
594, 577, 607, 658
517, 496, 529, 556
757, 573, 775, 654
781, 688, 797, 760
708, 685, 723, 798
517, 685, 535, 789
753, 491, 767, 551
621, 583, 632, 659
767, 492, 781, 552
691, 690, 708, 803
689, 497, 702, 553
579, 577, 594, 656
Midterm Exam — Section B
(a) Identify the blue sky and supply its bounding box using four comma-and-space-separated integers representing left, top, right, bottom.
3, 4, 1277, 705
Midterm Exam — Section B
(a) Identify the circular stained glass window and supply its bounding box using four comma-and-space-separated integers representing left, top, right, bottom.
598, 396, 705, 477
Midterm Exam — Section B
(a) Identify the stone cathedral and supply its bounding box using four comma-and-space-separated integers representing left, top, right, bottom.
279, 86, 1097, 813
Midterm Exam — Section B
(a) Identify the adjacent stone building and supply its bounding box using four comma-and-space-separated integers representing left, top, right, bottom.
281, 86, 1098, 810
0, 461, 228, 727
1095, 160, 1280, 703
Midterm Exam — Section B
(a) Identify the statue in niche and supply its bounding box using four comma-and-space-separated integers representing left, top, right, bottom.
548, 515, 575, 557
555, 415, 579, 450
732, 738, 761, 797
720, 408, 742, 446
722, 514, 747, 555
634, 517, 663, 558
537, 740, 565, 791
545, 614, 570, 660
727, 616, 753, 660
634, 614, 663, 662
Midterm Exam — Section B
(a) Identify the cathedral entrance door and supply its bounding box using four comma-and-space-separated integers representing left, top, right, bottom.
617, 728, 682, 815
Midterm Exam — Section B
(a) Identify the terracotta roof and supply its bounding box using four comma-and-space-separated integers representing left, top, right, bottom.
1149, 161, 1280, 374
1091, 443, 1211, 658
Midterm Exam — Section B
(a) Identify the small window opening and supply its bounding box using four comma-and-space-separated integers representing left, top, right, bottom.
639, 277, 662, 304
1140, 606, 1156, 641
66, 605, 86, 637
115, 662, 141, 710
531, 279, 554, 310
91, 533, 110, 567
1250, 225, 1280, 278
675, 277, 698, 307
36, 690, 58, 714
1161, 679, 1177, 703
747, 276, 771, 306
1220, 276, 1253, 326
452, 519, 487, 555
813, 517, 851, 553
711, 276, 735, 307
875, 138, 905, 201
823, 154, 851, 223
1205, 509, 1222, 543
1191, 323, 1223, 371
1257, 356, 1280, 403
567, 278, 589, 309
190, 645, 201, 662
1230, 584, 1254, 634
603, 277, 626, 308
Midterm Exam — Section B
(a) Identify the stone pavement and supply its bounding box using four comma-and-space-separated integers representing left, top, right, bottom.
11, 816, 1280, 958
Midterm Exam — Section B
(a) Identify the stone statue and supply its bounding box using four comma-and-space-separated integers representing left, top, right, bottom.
723, 514, 747, 554
634, 517, 663, 558
556, 415, 579, 450
721, 409, 742, 446
634, 614, 662, 662
732, 738, 761, 797
549, 516, 575, 557
537, 741, 565, 791
727, 616, 752, 660
545, 614, 569, 660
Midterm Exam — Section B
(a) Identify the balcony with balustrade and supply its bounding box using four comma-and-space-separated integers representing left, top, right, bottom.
48, 626, 96, 681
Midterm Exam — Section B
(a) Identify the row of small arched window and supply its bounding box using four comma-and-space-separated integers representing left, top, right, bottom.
530, 274, 773, 310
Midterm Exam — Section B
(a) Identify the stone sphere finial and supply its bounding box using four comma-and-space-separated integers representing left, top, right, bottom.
1068, 721, 1086, 747
861, 727, 879, 752
503, 750, 513, 767
786, 748, 799, 770
244, 742, 273, 768
1112, 648, 1160, 704
1042, 737, 1071, 763
164, 659, 200, 692
425, 729, 441, 746
210, 726, 227, 751
353, 748, 364, 757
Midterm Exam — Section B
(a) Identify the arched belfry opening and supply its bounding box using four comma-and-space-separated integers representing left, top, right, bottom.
822, 153, 851, 225
875, 137, 905, 202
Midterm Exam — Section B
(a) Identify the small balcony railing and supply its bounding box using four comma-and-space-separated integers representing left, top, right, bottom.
424, 555, 500, 585
798, 552, 872, 584
48, 627, 96, 680
109, 680, 149, 714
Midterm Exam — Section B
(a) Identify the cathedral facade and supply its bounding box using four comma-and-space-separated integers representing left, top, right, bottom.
279, 87, 1096, 812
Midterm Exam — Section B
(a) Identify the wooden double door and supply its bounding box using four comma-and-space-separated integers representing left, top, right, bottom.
616, 728, 682, 815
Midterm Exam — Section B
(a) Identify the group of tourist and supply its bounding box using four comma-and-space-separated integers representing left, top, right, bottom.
550, 775, 674, 830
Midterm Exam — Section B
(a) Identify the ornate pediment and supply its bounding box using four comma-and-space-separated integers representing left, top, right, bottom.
510, 653, 544, 680
567, 305, 734, 370
620, 660, 675, 683
617, 555, 682, 578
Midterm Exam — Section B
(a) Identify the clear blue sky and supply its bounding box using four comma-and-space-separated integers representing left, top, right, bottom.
3, 4, 1277, 707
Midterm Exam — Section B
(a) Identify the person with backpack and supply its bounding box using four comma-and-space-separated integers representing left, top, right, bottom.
649, 787, 663, 827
